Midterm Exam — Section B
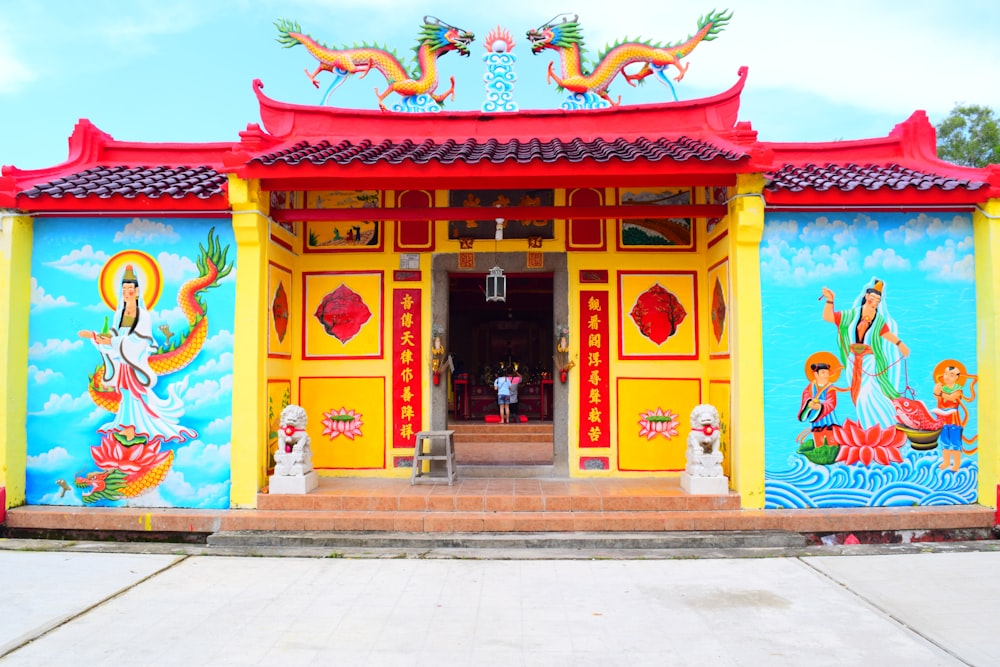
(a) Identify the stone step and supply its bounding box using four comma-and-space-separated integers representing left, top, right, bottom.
206, 529, 808, 550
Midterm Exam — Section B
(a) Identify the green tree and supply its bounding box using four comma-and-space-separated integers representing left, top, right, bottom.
936, 104, 1000, 168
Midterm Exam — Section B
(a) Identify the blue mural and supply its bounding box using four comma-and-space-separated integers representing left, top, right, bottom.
761, 212, 978, 508
26, 218, 236, 509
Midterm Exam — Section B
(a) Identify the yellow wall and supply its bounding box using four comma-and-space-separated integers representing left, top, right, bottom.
727, 175, 767, 508
262, 186, 735, 483
0, 213, 32, 509
229, 176, 270, 507
974, 199, 1000, 508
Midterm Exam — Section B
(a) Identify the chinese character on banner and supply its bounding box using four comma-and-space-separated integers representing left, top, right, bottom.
392, 289, 422, 448
459, 237, 475, 269
579, 290, 610, 448
527, 236, 544, 268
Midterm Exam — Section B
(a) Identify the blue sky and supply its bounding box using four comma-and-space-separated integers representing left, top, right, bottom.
2, 0, 999, 171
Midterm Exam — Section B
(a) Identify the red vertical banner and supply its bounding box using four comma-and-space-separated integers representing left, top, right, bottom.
579, 290, 610, 448
392, 289, 422, 449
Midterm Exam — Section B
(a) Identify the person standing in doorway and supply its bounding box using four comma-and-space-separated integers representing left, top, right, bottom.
508, 367, 522, 423
494, 372, 512, 423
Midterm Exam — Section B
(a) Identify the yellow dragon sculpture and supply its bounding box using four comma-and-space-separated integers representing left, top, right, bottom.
275, 16, 475, 110
526, 9, 732, 106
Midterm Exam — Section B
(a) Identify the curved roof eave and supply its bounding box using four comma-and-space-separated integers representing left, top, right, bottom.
249, 66, 751, 143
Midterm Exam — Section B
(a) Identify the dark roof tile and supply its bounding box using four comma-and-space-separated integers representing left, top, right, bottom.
249, 136, 748, 166
767, 163, 987, 193
21, 165, 227, 200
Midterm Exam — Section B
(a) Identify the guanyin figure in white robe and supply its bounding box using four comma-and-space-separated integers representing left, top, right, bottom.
78, 264, 195, 446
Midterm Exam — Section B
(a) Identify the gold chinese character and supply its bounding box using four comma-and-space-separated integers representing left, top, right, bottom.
587, 351, 601, 367
401, 294, 414, 310
400, 367, 414, 383
588, 426, 602, 442
588, 369, 601, 386
401, 386, 414, 402
589, 388, 601, 404
588, 407, 602, 423
400, 312, 414, 328
400, 423, 414, 440
399, 331, 415, 347
400, 405, 415, 420
400, 349, 413, 365
588, 314, 600, 330
588, 296, 602, 312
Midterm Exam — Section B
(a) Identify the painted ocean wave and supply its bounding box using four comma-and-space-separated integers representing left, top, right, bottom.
765, 448, 978, 508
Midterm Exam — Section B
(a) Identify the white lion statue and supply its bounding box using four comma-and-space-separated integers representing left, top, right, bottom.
685, 403, 723, 478
274, 404, 313, 477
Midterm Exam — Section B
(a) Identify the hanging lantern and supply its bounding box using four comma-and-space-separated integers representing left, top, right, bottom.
486, 265, 506, 302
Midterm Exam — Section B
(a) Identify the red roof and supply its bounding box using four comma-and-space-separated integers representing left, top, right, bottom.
2, 67, 998, 211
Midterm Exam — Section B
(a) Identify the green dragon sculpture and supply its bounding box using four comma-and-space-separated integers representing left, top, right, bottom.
275, 16, 474, 109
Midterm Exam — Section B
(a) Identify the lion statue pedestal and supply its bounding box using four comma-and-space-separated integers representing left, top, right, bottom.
269, 404, 318, 495
680, 404, 729, 495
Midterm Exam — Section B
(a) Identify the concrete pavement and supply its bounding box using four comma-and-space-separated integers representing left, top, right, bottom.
2, 539, 999, 666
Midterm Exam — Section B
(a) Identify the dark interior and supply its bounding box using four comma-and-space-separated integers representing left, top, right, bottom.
448, 272, 554, 387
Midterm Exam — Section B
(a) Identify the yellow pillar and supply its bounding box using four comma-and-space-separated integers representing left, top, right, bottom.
973, 199, 1000, 509
228, 176, 269, 508
728, 175, 767, 508
0, 212, 32, 510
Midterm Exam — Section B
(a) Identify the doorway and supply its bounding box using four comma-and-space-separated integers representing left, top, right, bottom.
430, 252, 569, 476
448, 273, 553, 421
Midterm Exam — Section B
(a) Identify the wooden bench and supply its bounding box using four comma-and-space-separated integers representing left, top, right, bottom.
410, 430, 457, 485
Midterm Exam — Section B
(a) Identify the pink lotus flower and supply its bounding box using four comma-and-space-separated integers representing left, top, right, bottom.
322, 407, 364, 440
829, 419, 905, 466
91, 435, 171, 473
638, 408, 680, 440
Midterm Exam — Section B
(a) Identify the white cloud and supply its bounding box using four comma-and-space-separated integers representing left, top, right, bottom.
28, 337, 84, 359
160, 469, 231, 508
126, 488, 167, 508
203, 329, 235, 355
26, 446, 74, 471
34, 391, 94, 415
762, 219, 797, 240
27, 365, 63, 385
156, 251, 198, 282
192, 352, 234, 377
761, 236, 860, 285
886, 213, 973, 246
114, 218, 181, 244
919, 240, 976, 282
34, 490, 84, 506
30, 278, 76, 311
173, 439, 231, 475
183, 375, 234, 407
203, 415, 232, 437
798, 214, 874, 249
42, 244, 109, 280
864, 248, 911, 272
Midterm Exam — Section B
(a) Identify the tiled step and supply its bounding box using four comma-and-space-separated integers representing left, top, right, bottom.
7, 504, 994, 537
454, 441, 553, 465
451, 423, 554, 465
4, 477, 996, 540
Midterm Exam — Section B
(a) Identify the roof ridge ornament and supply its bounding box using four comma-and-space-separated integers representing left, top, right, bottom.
274, 17, 475, 111
525, 9, 732, 109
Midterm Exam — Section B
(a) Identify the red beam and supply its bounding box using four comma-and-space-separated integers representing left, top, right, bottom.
270, 204, 727, 222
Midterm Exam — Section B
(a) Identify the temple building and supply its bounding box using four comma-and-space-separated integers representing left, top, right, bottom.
2, 22, 999, 534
